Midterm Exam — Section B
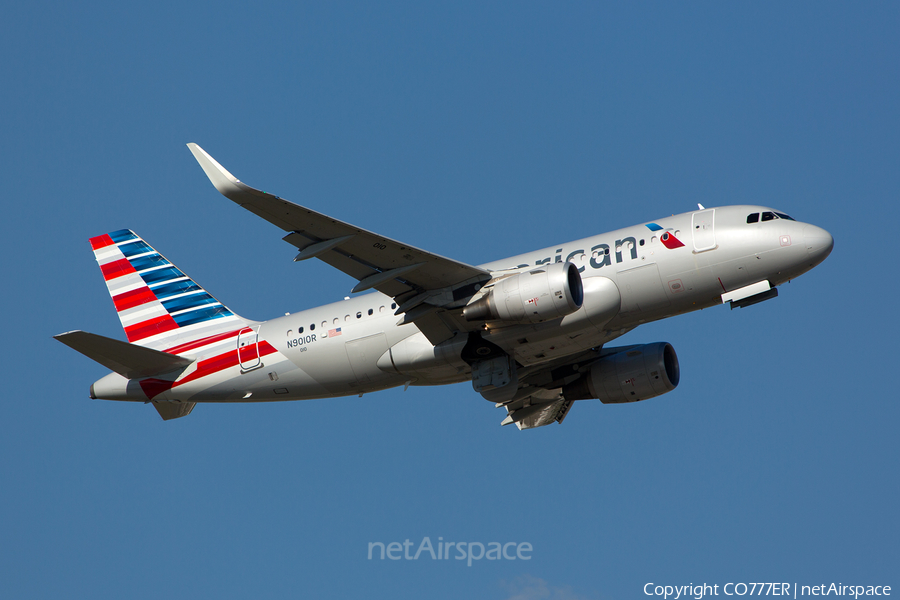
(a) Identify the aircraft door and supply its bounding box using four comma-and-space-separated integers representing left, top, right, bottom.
237, 327, 261, 371
692, 209, 717, 253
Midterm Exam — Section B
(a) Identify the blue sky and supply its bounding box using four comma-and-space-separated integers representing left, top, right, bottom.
2, 2, 898, 598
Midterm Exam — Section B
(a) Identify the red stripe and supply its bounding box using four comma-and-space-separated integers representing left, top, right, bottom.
140, 378, 175, 400
139, 341, 280, 399
174, 350, 239, 387
164, 328, 243, 355
125, 314, 179, 342
112, 287, 158, 312
172, 341, 279, 388
90, 234, 115, 250
100, 258, 136, 281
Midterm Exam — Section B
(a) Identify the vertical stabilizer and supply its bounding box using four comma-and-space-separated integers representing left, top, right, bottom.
89, 229, 251, 351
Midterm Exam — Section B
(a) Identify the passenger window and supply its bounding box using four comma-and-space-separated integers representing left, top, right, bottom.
391, 303, 397, 309
639, 239, 645, 246
357, 312, 362, 319
368, 309, 373, 316
333, 318, 339, 325
345, 315, 351, 322
299, 326, 304, 333
379, 306, 385, 313
747, 213, 759, 223
286, 330, 292, 337
761, 212, 776, 222
310, 324, 315, 331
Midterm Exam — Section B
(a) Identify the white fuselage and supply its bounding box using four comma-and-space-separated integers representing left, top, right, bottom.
91, 204, 832, 404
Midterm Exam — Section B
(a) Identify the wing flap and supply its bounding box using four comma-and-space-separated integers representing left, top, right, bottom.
502, 397, 574, 430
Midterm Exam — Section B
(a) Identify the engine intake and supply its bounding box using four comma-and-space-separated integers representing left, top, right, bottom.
463, 261, 583, 323
563, 342, 679, 404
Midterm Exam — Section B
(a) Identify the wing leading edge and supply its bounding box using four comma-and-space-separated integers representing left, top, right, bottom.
187, 143, 490, 344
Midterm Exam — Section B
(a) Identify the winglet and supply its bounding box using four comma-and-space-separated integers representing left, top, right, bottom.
186, 143, 246, 199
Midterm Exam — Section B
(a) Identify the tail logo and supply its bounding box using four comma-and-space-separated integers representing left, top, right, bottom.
90, 229, 241, 348
646, 223, 685, 249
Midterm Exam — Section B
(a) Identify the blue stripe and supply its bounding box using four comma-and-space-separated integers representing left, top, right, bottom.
109, 229, 138, 243
172, 305, 233, 327
152, 280, 203, 300
129, 254, 170, 272
646, 223, 663, 231
162, 293, 219, 313
119, 240, 154, 257
141, 266, 185, 285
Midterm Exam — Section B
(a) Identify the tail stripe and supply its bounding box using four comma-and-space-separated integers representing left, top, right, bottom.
171, 305, 231, 328
90, 234, 116, 251
141, 267, 187, 285
128, 254, 170, 271
119, 240, 154, 257
162, 293, 221, 313
101, 258, 137, 281
112, 287, 158, 312
109, 229, 139, 243
124, 314, 180, 341
152, 280, 203, 299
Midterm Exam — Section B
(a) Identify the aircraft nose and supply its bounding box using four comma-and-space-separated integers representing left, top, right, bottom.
803, 224, 834, 264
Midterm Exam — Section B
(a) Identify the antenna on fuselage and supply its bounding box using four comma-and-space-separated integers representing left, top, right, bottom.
697, 203, 705, 210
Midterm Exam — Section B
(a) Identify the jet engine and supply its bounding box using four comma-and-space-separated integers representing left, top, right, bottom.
563, 342, 679, 404
462, 261, 583, 323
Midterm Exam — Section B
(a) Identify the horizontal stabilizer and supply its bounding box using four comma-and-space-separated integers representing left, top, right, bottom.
54, 331, 192, 379
153, 401, 196, 421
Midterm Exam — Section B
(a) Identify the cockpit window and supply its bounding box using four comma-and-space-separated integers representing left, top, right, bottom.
750, 211, 795, 224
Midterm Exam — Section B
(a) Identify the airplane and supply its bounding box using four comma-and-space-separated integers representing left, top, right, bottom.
55, 144, 834, 429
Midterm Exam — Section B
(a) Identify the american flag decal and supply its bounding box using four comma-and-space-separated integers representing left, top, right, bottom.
328, 327, 342, 337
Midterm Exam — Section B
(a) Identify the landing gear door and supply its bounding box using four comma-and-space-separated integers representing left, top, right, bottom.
692, 209, 717, 253
238, 327, 261, 371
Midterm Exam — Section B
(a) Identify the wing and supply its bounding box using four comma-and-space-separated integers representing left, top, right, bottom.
187, 144, 491, 344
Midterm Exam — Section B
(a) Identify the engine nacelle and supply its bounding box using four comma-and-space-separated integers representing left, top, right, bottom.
563, 342, 679, 404
462, 261, 583, 323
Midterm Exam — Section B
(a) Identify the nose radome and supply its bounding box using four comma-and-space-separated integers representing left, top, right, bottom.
803, 225, 834, 264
